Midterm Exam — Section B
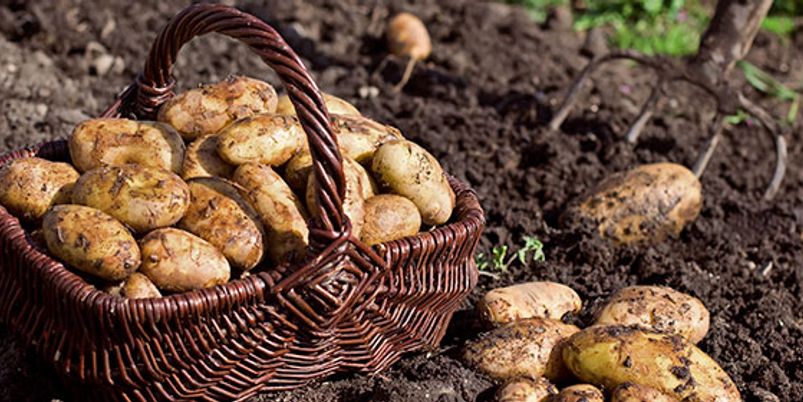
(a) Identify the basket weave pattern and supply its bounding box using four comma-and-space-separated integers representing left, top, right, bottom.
0, 4, 484, 401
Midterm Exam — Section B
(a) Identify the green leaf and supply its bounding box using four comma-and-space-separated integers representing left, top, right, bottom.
762, 16, 796, 37
739, 61, 799, 102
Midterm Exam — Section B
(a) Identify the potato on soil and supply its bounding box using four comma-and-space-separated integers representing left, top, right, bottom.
551, 384, 603, 402
139, 228, 230, 292
497, 377, 557, 402
371, 140, 455, 226
562, 325, 740, 402
42, 205, 140, 281
157, 75, 278, 140
610, 383, 680, 402
477, 282, 582, 327
387, 13, 432, 62
72, 164, 190, 233
119, 272, 162, 299
331, 114, 404, 164
306, 158, 372, 237
232, 163, 309, 264
69, 118, 185, 173
462, 317, 579, 382
361, 194, 421, 246
276, 93, 361, 117
180, 177, 265, 271
182, 134, 235, 180
564, 163, 701, 244
217, 114, 305, 166
0, 157, 79, 222
594, 285, 710, 344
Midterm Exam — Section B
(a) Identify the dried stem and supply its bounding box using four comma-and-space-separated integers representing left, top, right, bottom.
393, 58, 417, 93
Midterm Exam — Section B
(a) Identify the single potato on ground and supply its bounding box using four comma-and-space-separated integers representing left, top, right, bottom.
477, 281, 582, 327
139, 228, 230, 292
0, 157, 79, 222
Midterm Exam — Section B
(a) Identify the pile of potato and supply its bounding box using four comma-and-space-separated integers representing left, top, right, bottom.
0, 75, 456, 298
463, 282, 740, 402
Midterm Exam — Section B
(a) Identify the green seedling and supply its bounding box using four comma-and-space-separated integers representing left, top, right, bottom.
738, 60, 800, 124
476, 236, 545, 278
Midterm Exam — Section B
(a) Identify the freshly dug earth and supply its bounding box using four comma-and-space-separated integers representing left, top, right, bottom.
1, 0, 801, 401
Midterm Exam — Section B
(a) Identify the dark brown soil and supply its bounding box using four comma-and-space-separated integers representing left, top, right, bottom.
1, 0, 801, 401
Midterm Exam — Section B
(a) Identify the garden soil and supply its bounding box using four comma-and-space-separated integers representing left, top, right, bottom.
0, 0, 801, 401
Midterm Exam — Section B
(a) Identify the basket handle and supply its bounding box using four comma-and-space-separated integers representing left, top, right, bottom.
102, 3, 348, 242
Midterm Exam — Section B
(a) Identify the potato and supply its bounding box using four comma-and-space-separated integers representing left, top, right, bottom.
594, 286, 710, 344
611, 383, 680, 402
180, 177, 265, 270
72, 164, 190, 233
69, 118, 185, 173
217, 114, 304, 166
42, 205, 140, 281
139, 228, 230, 292
120, 272, 162, 299
387, 13, 432, 62
477, 282, 582, 327
182, 134, 235, 180
232, 163, 309, 264
497, 377, 557, 402
306, 158, 371, 238
565, 163, 702, 244
331, 115, 404, 164
463, 318, 579, 382
157, 75, 278, 140
0, 157, 79, 222
360, 195, 421, 246
276, 93, 361, 117
562, 325, 740, 402
552, 384, 603, 402
283, 151, 314, 195
372, 140, 455, 226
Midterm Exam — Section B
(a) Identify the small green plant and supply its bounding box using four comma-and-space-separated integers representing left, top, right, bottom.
503, 0, 568, 23
738, 60, 800, 124
476, 236, 545, 275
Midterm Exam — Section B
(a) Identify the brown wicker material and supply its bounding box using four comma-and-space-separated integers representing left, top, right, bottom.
0, 4, 484, 401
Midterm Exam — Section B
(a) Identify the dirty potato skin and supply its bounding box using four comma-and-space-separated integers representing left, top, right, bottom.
497, 377, 557, 402
232, 163, 309, 265
463, 318, 580, 382
0, 157, 80, 222
552, 384, 604, 402
139, 228, 230, 292
306, 158, 371, 238
562, 325, 740, 402
594, 286, 710, 343
180, 177, 265, 271
276, 93, 361, 117
565, 163, 702, 244
120, 272, 162, 299
42, 205, 140, 281
610, 383, 680, 402
69, 118, 185, 173
157, 75, 278, 141
372, 140, 455, 226
182, 134, 235, 180
360, 195, 421, 246
217, 114, 305, 166
331, 114, 404, 164
477, 282, 582, 327
283, 151, 314, 195
72, 164, 190, 233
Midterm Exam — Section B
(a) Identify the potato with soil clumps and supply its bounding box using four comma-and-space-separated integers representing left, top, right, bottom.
118, 272, 161, 299
562, 325, 740, 402
69, 118, 185, 173
564, 163, 701, 244
42, 205, 140, 281
372, 140, 455, 226
157, 75, 278, 141
611, 383, 680, 402
331, 114, 404, 164
361, 194, 421, 246
283, 151, 314, 195
306, 158, 372, 237
72, 164, 190, 233
594, 285, 710, 343
552, 384, 604, 402
233, 163, 309, 264
0, 157, 80, 222
182, 134, 235, 180
477, 282, 582, 327
463, 317, 579, 382
276, 93, 361, 117
180, 177, 265, 271
497, 377, 557, 402
139, 228, 230, 292
217, 114, 305, 167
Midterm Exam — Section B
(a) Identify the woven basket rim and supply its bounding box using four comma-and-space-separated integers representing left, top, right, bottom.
0, 138, 484, 323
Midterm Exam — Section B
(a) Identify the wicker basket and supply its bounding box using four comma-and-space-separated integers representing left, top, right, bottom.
0, 4, 484, 401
